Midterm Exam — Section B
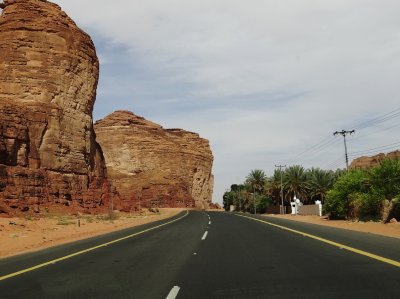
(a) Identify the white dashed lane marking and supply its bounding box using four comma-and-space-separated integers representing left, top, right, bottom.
166, 286, 180, 299
201, 231, 208, 240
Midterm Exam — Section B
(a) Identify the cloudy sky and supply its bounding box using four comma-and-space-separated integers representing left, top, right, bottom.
49, 1, 400, 203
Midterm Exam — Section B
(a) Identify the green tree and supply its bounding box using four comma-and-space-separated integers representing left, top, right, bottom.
334, 168, 346, 180
246, 169, 267, 195
324, 169, 370, 219
369, 158, 400, 200
283, 165, 309, 202
307, 168, 335, 203
324, 159, 400, 220
222, 190, 235, 211
256, 195, 273, 213
223, 184, 248, 212
265, 169, 283, 204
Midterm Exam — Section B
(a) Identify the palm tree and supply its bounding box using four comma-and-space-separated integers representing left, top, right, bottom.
265, 169, 283, 203
307, 168, 334, 204
333, 168, 346, 180
283, 165, 309, 202
246, 169, 267, 195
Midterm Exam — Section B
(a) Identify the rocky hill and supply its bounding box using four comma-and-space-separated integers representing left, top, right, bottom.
0, 0, 118, 215
94, 111, 214, 209
350, 150, 400, 169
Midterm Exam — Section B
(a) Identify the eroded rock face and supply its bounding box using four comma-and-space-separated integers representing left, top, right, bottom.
94, 111, 214, 209
349, 150, 400, 169
0, 0, 116, 214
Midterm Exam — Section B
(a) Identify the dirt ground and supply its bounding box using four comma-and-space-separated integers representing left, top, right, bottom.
264, 214, 400, 239
0, 208, 184, 259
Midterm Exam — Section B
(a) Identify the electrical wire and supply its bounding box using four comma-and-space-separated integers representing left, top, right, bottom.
283, 106, 400, 169
287, 137, 341, 165
348, 140, 400, 157
322, 156, 345, 169
290, 135, 334, 160
351, 121, 400, 141
353, 107, 400, 130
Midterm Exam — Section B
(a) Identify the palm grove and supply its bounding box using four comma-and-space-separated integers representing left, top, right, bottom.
223, 159, 400, 222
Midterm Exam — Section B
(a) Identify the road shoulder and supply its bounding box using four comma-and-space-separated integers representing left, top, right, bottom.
0, 208, 185, 259
261, 213, 400, 239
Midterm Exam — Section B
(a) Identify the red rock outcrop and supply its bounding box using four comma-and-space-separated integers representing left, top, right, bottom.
94, 111, 214, 209
349, 150, 400, 169
0, 0, 118, 215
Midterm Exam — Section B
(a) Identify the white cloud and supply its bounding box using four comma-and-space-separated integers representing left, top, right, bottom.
53, 0, 400, 203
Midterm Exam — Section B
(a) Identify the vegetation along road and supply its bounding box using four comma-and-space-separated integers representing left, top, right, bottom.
0, 211, 399, 298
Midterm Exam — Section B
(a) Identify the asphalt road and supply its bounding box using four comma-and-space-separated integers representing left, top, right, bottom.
0, 211, 399, 298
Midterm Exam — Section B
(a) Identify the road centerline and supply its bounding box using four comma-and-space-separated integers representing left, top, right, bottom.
0, 210, 189, 281
236, 214, 400, 268
201, 231, 208, 240
166, 286, 180, 299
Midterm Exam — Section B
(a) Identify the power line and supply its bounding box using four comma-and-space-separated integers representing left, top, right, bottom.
353, 107, 400, 130
284, 106, 400, 168
288, 137, 342, 165
290, 135, 333, 160
322, 156, 345, 169
348, 140, 400, 157
302, 138, 342, 162
351, 121, 400, 141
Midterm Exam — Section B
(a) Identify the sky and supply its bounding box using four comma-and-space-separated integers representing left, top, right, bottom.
22, 1, 400, 203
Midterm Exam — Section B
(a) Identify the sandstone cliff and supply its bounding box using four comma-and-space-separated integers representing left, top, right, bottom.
0, 0, 117, 215
350, 150, 400, 169
94, 111, 214, 209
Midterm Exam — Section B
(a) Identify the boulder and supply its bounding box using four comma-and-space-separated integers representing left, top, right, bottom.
94, 111, 214, 209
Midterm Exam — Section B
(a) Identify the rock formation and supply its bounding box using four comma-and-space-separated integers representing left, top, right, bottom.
94, 111, 214, 209
349, 150, 400, 169
0, 0, 117, 215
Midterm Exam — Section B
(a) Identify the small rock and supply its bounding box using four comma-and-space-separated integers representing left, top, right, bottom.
389, 218, 398, 223
33, 205, 40, 213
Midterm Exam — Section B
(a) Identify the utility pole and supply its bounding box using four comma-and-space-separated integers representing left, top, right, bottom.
238, 185, 242, 212
333, 129, 355, 170
275, 165, 286, 214
253, 186, 256, 215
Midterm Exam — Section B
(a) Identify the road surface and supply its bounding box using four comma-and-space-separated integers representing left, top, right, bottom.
0, 211, 399, 298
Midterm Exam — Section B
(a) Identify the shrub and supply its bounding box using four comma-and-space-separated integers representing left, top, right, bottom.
324, 170, 369, 219
256, 195, 273, 213
56, 217, 75, 225
348, 192, 382, 220
370, 158, 400, 200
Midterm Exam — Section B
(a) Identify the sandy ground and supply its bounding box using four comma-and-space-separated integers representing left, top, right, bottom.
264, 214, 400, 239
0, 208, 184, 259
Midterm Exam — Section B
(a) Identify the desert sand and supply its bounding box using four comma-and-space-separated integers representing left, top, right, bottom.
265, 214, 400, 239
0, 209, 183, 259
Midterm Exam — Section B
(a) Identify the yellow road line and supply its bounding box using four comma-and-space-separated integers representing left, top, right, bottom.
0, 210, 189, 281
236, 214, 400, 268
